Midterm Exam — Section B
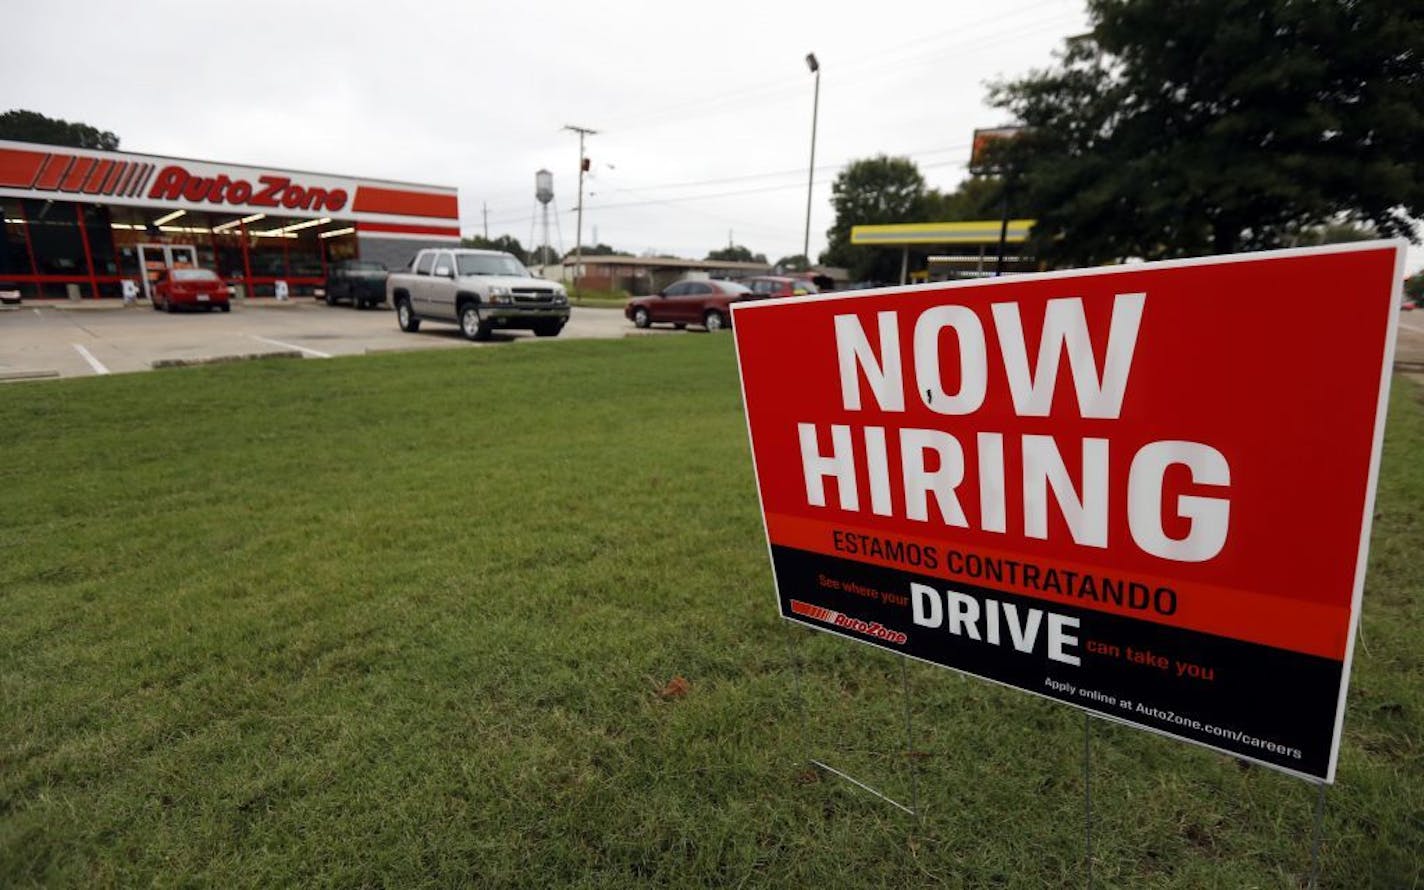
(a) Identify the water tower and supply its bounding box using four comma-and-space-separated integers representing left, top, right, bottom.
535, 169, 553, 270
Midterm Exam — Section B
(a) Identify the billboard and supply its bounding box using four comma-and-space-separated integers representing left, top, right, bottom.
732, 243, 1404, 783
969, 126, 1024, 173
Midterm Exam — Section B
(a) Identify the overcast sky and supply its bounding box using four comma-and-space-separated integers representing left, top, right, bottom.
5, 0, 1420, 275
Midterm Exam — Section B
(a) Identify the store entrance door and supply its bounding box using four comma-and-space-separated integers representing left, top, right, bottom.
136, 244, 199, 301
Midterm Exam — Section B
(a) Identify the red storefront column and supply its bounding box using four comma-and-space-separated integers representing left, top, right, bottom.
74, 203, 98, 299
15, 200, 38, 279
239, 219, 254, 298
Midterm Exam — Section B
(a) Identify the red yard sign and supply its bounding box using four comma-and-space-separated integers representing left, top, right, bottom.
731, 243, 1405, 782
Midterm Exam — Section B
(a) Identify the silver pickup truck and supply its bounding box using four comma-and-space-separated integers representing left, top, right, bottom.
387, 248, 570, 340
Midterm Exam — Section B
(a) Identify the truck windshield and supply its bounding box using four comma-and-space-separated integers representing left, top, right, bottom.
457, 254, 529, 277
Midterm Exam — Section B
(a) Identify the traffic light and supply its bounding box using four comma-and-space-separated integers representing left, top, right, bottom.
581, 158, 590, 172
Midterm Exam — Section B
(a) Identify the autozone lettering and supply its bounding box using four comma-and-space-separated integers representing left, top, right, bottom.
148, 165, 348, 212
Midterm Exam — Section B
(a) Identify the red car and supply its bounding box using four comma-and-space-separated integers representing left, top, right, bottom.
625, 279, 753, 331
744, 275, 819, 298
152, 268, 231, 313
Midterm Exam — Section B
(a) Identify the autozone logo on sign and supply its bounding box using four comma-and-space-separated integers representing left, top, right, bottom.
147, 165, 348, 212
732, 242, 1404, 783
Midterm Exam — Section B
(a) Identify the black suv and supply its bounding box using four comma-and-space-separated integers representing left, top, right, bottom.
324, 260, 388, 309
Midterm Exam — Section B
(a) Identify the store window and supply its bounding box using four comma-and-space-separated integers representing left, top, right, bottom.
82, 204, 117, 276
0, 198, 32, 277
248, 239, 287, 278
288, 244, 323, 277
213, 231, 246, 282
24, 200, 88, 277
323, 232, 357, 262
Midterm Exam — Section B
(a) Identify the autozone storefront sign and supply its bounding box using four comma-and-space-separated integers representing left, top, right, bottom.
732, 243, 1403, 783
0, 141, 459, 228
147, 165, 348, 212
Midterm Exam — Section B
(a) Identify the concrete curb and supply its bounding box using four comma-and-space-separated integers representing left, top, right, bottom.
30, 298, 321, 312
151, 351, 303, 369
0, 368, 61, 381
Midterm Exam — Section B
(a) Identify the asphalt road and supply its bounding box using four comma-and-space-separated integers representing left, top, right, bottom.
0, 299, 662, 381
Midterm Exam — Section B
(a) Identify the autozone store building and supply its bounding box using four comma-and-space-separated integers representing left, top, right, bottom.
0, 139, 459, 301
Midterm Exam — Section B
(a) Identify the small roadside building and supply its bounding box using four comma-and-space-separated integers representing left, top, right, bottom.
551, 255, 772, 295
537, 256, 851, 294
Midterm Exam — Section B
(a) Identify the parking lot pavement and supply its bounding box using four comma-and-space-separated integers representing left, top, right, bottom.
0, 299, 648, 381
14, 297, 1417, 384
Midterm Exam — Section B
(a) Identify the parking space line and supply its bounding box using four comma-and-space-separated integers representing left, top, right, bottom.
249, 335, 333, 358
72, 343, 110, 375
1399, 319, 1424, 334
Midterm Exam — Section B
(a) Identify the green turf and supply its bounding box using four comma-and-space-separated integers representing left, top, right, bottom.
1, 338, 1420, 888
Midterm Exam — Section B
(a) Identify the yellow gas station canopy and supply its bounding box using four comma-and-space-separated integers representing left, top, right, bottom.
851, 219, 1035, 246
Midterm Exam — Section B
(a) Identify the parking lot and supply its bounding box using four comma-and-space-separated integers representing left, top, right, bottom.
4, 296, 1424, 382
0, 298, 661, 380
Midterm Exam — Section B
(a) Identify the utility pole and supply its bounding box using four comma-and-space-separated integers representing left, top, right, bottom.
563, 125, 597, 295
482, 202, 489, 239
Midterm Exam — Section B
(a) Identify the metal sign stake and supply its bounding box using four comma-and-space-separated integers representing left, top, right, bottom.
899, 658, 923, 825
1084, 713, 1094, 890
1308, 781, 1327, 889
786, 625, 921, 819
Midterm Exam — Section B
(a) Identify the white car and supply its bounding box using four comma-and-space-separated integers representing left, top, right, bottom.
386, 249, 570, 340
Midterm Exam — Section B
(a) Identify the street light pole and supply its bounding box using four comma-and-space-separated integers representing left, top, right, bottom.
564, 124, 597, 296
803, 53, 820, 266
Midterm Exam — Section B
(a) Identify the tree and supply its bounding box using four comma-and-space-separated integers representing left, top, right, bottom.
821, 156, 931, 282
0, 109, 119, 150
1287, 222, 1380, 247
565, 243, 620, 257
988, 0, 1424, 267
923, 176, 1004, 223
526, 245, 560, 266
705, 245, 767, 264
461, 234, 526, 260
1406, 271, 1424, 303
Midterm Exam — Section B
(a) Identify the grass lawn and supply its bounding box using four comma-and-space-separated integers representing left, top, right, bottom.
1, 337, 1420, 888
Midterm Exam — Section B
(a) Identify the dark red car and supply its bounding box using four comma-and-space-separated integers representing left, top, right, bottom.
152, 268, 231, 313
744, 275, 819, 298
625, 279, 753, 331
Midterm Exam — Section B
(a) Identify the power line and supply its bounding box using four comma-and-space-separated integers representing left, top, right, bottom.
479, 155, 971, 230
598, 0, 1076, 134
480, 142, 974, 220
595, 0, 1070, 133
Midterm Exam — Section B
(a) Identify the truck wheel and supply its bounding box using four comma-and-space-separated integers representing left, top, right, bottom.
460, 304, 489, 341
703, 309, 726, 331
632, 307, 650, 328
397, 298, 420, 332
325, 292, 336, 306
